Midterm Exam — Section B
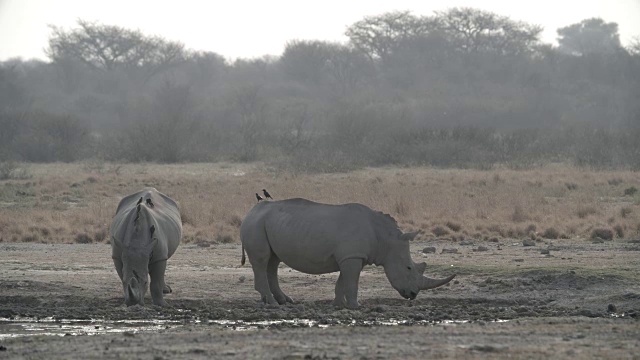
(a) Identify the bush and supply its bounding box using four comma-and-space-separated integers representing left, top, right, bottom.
75, 233, 93, 244
0, 161, 31, 180
590, 228, 613, 241
623, 187, 638, 196
542, 227, 560, 239
445, 221, 462, 232
215, 234, 235, 243
613, 225, 624, 239
12, 112, 91, 162
432, 226, 449, 237
577, 207, 597, 219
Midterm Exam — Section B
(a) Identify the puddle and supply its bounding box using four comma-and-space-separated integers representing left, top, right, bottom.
0, 317, 182, 339
0, 316, 507, 338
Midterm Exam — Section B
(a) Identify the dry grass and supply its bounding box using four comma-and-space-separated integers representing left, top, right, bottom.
1, 162, 640, 244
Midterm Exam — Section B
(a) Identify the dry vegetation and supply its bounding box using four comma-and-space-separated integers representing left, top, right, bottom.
0, 162, 639, 245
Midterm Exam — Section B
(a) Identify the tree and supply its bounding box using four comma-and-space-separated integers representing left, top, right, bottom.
230, 84, 267, 161
47, 20, 186, 81
557, 18, 621, 55
345, 11, 434, 61
435, 7, 542, 55
434, 7, 542, 56
0, 62, 27, 112
280, 40, 336, 84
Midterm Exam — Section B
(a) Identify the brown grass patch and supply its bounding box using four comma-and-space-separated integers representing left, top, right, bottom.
0, 163, 638, 244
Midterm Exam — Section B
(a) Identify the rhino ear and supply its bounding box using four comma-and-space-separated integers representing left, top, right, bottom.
400, 231, 419, 241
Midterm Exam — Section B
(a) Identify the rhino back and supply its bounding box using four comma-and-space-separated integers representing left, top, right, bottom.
111, 188, 182, 261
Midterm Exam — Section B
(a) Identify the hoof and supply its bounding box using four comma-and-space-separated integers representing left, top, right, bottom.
275, 294, 294, 305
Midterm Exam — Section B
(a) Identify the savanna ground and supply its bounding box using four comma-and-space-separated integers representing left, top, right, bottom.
0, 162, 639, 359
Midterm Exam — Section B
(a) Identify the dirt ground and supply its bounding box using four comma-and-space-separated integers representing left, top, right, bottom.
1, 237, 639, 359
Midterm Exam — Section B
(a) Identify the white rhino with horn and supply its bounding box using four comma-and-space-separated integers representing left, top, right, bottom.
110, 188, 182, 306
240, 198, 455, 309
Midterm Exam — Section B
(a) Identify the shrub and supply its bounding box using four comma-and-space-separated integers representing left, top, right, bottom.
624, 187, 638, 196
75, 233, 93, 244
565, 182, 578, 190
215, 234, 235, 243
228, 215, 242, 228
620, 207, 632, 218
432, 226, 449, 237
613, 224, 624, 239
21, 234, 40, 242
577, 206, 597, 219
0, 161, 31, 180
590, 228, 613, 241
511, 205, 528, 222
94, 229, 108, 243
445, 221, 462, 232
542, 227, 560, 239
608, 178, 623, 186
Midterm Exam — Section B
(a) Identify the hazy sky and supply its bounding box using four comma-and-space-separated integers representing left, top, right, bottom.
1, 0, 639, 61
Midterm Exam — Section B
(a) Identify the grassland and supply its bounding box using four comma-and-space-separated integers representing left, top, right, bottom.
0, 162, 639, 245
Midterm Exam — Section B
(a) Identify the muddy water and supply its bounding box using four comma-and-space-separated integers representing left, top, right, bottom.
0, 315, 497, 338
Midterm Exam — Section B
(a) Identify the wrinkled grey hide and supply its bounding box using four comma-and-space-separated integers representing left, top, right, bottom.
110, 188, 182, 306
240, 198, 455, 309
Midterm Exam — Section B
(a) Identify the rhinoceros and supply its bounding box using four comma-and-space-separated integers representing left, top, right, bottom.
240, 198, 455, 308
110, 188, 182, 306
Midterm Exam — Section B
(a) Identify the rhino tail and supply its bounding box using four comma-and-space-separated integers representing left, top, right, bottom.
241, 245, 246, 266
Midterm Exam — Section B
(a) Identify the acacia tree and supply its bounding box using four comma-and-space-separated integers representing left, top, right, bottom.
557, 18, 622, 55
434, 7, 542, 55
345, 11, 435, 61
46, 20, 186, 81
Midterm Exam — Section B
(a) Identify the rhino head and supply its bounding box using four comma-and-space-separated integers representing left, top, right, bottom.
121, 223, 157, 306
383, 231, 455, 300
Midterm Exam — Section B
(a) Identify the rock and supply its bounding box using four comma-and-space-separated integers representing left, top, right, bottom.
473, 246, 489, 252
238, 275, 246, 283
513, 258, 524, 262
607, 304, 617, 313
540, 249, 550, 255
441, 248, 459, 254
0, 345, 6, 351
422, 246, 436, 254
522, 239, 536, 246
460, 240, 474, 246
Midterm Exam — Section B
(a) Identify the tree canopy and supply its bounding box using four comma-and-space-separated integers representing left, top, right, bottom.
557, 18, 621, 55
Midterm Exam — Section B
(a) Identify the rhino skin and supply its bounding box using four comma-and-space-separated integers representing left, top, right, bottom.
240, 198, 455, 309
110, 188, 182, 307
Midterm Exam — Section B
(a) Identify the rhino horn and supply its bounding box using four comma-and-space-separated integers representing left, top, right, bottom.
420, 274, 456, 290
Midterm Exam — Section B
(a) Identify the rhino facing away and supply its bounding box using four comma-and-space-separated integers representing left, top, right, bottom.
240, 198, 455, 309
110, 188, 182, 306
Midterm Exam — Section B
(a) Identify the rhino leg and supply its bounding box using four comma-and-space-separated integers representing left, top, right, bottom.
332, 273, 346, 307
267, 255, 293, 305
149, 260, 169, 307
163, 284, 172, 294
247, 252, 278, 305
339, 258, 364, 309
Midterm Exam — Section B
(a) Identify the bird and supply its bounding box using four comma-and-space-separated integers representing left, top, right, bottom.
256, 193, 263, 202
262, 189, 273, 200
